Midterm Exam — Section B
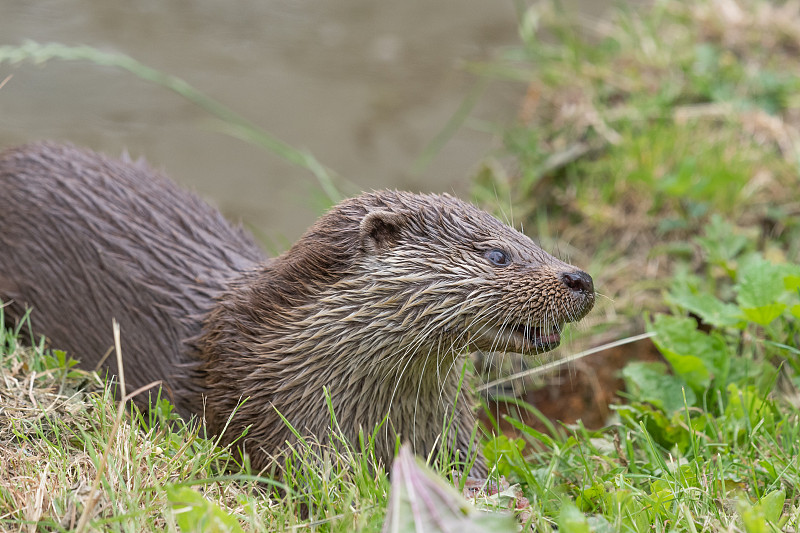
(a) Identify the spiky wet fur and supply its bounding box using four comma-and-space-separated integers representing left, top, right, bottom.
0, 142, 262, 417
198, 191, 594, 473
0, 143, 594, 476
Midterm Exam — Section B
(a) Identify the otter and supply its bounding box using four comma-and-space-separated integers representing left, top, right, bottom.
0, 142, 594, 474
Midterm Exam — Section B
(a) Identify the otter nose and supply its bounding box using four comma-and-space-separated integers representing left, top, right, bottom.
560, 270, 594, 295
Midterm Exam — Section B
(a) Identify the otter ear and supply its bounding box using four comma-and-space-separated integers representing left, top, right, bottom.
359, 210, 407, 254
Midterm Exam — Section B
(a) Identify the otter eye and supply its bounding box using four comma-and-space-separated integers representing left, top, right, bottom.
484, 249, 511, 267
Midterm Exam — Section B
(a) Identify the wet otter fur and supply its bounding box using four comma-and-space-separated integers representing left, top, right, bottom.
0, 142, 594, 473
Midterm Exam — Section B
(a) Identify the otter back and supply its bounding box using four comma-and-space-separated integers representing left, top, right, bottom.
0, 142, 265, 416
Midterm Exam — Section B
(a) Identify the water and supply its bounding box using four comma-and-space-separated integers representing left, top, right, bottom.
1, 0, 591, 244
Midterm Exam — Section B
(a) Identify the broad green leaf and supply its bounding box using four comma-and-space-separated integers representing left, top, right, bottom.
167, 486, 244, 533
667, 285, 742, 328
739, 489, 787, 533
622, 362, 695, 412
482, 435, 526, 479
791, 304, 800, 319
651, 314, 730, 384
740, 303, 786, 327
778, 262, 800, 281
724, 383, 776, 431
739, 499, 769, 533
694, 215, 749, 269
760, 489, 786, 524
576, 483, 605, 511
558, 503, 590, 533
615, 402, 695, 451
784, 274, 800, 291
736, 258, 787, 309
663, 353, 711, 391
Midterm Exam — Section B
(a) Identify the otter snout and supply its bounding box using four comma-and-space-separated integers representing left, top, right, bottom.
560, 270, 594, 296
557, 269, 595, 322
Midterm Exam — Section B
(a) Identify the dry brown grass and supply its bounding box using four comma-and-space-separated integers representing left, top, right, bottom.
0, 322, 270, 531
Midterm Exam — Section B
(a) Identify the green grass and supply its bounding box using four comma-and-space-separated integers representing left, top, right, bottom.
477, 217, 800, 530
0, 314, 396, 531
473, 0, 800, 331
471, 0, 800, 529
2, 0, 800, 530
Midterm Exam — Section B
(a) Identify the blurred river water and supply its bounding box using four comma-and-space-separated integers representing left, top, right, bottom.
1, 0, 599, 244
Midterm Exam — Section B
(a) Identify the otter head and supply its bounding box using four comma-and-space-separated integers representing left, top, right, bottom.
334, 191, 595, 361
223, 188, 595, 388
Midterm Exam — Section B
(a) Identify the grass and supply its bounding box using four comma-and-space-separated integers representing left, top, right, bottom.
2, 0, 800, 531
473, 0, 800, 334
0, 313, 395, 531
471, 0, 800, 529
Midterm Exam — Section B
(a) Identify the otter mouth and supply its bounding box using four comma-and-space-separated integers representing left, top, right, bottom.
470, 323, 562, 355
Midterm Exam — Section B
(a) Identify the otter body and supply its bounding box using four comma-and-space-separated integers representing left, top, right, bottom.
0, 143, 594, 472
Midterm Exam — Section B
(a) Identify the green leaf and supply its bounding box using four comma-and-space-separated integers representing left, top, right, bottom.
650, 314, 730, 387
778, 261, 800, 281
576, 483, 605, 511
482, 436, 526, 479
736, 258, 787, 309
784, 274, 800, 292
622, 362, 695, 412
735, 255, 798, 328
694, 215, 749, 269
724, 383, 776, 431
760, 489, 786, 524
167, 486, 244, 533
740, 304, 786, 327
557, 503, 590, 533
739, 499, 769, 533
667, 285, 742, 328
738, 489, 787, 533
664, 353, 711, 391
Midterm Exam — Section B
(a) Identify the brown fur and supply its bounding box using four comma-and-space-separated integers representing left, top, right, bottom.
0, 142, 594, 474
